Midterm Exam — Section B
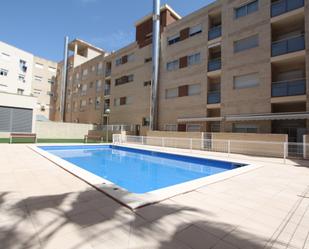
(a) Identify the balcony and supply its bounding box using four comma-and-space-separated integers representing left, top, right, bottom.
208, 58, 221, 72
271, 0, 304, 17
271, 78, 306, 97
208, 26, 222, 41
271, 34, 305, 57
207, 91, 221, 104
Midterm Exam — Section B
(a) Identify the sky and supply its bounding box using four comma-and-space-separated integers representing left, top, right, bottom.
0, 0, 214, 62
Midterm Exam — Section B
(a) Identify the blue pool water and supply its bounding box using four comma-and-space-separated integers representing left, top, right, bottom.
39, 145, 245, 194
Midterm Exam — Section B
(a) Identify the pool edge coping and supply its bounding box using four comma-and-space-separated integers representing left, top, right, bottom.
28, 144, 262, 210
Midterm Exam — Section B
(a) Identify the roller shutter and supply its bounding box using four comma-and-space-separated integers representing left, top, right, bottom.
0, 106, 33, 132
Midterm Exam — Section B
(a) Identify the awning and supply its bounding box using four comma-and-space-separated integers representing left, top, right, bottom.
225, 112, 309, 121
177, 116, 224, 122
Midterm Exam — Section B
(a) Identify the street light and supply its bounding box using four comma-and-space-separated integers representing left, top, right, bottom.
105, 108, 111, 143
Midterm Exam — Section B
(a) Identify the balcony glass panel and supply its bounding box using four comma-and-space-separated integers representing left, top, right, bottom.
271, 78, 306, 97
271, 35, 305, 57
208, 59, 221, 72
207, 91, 221, 104
271, 0, 304, 17
208, 26, 222, 41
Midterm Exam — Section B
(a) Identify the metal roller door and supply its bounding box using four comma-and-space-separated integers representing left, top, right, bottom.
0, 106, 33, 132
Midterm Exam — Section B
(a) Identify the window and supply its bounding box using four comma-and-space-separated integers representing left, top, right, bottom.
81, 84, 87, 95
234, 72, 259, 89
234, 34, 259, 53
35, 63, 43, 69
114, 96, 131, 106
187, 124, 201, 132
188, 84, 201, 96
115, 74, 134, 86
188, 53, 201, 66
235, 0, 258, 19
116, 58, 122, 66
166, 60, 179, 71
0, 69, 8, 76
145, 57, 152, 63
91, 65, 96, 72
232, 124, 258, 133
114, 98, 120, 106
127, 53, 134, 62
48, 66, 56, 73
144, 81, 151, 87
189, 24, 202, 37
142, 117, 150, 127
165, 124, 177, 131
89, 98, 93, 104
166, 88, 178, 99
80, 99, 87, 108
19, 60, 27, 72
96, 80, 102, 91
75, 73, 80, 79
82, 69, 88, 76
17, 88, 24, 95
18, 74, 25, 82
168, 33, 180, 45
89, 82, 94, 88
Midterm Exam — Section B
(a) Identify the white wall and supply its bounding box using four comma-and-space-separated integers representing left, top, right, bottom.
35, 121, 94, 139
0, 41, 34, 95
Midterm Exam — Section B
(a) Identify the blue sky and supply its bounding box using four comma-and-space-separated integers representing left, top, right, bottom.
0, 0, 214, 62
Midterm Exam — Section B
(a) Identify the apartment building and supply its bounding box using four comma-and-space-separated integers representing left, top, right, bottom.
54, 0, 309, 143
32, 56, 57, 120
0, 41, 57, 133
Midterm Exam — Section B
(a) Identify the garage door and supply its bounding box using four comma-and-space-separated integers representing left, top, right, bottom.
0, 106, 33, 132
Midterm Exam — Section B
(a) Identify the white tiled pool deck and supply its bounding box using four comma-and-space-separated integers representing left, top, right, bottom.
1, 144, 309, 249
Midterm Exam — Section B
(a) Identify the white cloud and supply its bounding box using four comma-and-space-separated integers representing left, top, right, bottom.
90, 30, 135, 52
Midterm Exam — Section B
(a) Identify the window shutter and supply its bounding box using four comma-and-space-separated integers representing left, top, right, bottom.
179, 56, 188, 68
178, 85, 188, 97
180, 28, 190, 41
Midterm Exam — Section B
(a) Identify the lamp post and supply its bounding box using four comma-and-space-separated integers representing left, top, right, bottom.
105, 108, 111, 142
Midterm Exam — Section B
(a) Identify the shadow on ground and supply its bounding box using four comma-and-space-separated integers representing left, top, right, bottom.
0, 188, 286, 249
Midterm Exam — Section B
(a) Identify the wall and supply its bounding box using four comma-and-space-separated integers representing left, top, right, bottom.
212, 132, 288, 157
35, 121, 93, 139
304, 135, 309, 159
0, 41, 34, 96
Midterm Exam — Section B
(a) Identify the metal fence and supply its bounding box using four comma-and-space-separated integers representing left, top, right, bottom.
113, 134, 309, 161
94, 124, 135, 132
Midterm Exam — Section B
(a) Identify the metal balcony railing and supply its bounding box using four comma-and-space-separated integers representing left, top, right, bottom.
271, 0, 304, 17
207, 91, 221, 104
208, 58, 221, 72
271, 78, 306, 97
271, 34, 305, 57
208, 26, 222, 41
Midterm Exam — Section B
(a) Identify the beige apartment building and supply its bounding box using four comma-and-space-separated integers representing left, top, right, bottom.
53, 0, 309, 143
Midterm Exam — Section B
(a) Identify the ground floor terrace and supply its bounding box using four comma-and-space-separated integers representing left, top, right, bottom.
1, 144, 309, 249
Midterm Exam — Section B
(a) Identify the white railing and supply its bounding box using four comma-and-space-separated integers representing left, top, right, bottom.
95, 124, 135, 132
113, 134, 309, 162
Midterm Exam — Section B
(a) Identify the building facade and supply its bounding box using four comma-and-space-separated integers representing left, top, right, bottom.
53, 1, 309, 143
0, 41, 57, 133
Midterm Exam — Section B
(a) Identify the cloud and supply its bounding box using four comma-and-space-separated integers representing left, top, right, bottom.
90, 30, 135, 52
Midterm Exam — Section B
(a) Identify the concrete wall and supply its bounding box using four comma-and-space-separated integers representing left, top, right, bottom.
304, 135, 309, 159
35, 121, 93, 139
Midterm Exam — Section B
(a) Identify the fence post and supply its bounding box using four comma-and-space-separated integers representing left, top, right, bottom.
283, 142, 287, 164
141, 136, 144, 145
228, 140, 231, 157
190, 138, 193, 151
303, 135, 306, 159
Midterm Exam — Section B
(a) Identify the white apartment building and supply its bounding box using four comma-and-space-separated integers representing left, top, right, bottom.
0, 41, 57, 134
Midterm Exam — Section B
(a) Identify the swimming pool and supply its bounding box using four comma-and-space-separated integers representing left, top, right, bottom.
33, 144, 254, 208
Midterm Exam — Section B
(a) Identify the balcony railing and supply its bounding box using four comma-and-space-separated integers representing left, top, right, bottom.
271, 0, 304, 17
208, 26, 222, 41
271, 78, 306, 97
208, 58, 221, 72
271, 34, 305, 57
207, 91, 221, 104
